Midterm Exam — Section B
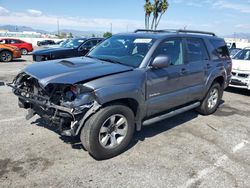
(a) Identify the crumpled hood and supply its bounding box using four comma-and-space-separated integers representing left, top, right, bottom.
23, 57, 133, 87
232, 59, 250, 72
32, 47, 72, 55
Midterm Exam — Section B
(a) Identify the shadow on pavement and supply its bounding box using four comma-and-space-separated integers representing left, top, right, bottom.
31, 110, 199, 153
225, 87, 250, 96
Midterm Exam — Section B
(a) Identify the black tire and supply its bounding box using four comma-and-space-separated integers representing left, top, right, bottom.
21, 48, 28, 55
80, 104, 135, 160
197, 82, 223, 115
0, 51, 13, 62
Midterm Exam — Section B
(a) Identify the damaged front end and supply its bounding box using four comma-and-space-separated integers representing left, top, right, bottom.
7, 72, 101, 136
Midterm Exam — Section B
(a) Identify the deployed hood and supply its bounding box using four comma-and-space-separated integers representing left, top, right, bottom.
32, 47, 73, 55
232, 59, 250, 72
23, 57, 133, 87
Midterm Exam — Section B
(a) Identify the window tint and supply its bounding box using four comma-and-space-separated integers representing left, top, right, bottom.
155, 38, 183, 66
83, 41, 93, 48
10, 39, 20, 44
186, 38, 209, 62
0, 39, 7, 44
210, 39, 230, 60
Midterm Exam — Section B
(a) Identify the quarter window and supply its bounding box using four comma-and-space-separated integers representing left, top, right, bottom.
210, 39, 230, 60
186, 38, 209, 63
155, 38, 183, 66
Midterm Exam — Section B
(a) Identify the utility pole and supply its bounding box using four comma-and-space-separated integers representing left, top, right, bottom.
57, 18, 60, 37
110, 23, 112, 33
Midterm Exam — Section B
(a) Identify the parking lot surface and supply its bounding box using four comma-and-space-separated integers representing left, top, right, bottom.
0, 56, 250, 188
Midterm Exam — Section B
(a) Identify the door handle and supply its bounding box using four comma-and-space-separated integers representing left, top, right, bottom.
180, 68, 188, 74
206, 63, 212, 69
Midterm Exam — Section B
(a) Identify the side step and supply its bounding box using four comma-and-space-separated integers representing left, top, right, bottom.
142, 102, 200, 126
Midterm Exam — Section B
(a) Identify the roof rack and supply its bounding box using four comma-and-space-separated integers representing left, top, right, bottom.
134, 29, 216, 36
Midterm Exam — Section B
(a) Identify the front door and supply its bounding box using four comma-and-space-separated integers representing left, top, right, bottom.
146, 38, 190, 117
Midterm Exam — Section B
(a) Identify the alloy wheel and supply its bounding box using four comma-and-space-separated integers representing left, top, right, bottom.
99, 114, 128, 149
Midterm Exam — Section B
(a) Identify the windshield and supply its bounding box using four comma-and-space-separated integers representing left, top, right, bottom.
233, 49, 250, 60
87, 35, 156, 67
62, 38, 86, 49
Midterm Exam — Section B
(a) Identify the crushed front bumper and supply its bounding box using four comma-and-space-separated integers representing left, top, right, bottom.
7, 83, 100, 136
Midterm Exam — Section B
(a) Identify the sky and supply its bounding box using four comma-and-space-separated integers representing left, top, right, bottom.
0, 0, 250, 35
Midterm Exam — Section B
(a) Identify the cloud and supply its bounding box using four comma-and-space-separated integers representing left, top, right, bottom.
0, 6, 9, 16
212, 0, 250, 13
26, 9, 42, 16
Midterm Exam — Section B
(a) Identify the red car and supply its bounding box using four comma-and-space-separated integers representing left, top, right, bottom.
0, 38, 33, 55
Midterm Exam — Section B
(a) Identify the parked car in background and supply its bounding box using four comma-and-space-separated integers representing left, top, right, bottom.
37, 40, 56, 46
0, 38, 33, 55
230, 47, 250, 90
229, 48, 242, 58
0, 44, 21, 62
9, 29, 232, 159
32, 38, 103, 61
42, 39, 71, 49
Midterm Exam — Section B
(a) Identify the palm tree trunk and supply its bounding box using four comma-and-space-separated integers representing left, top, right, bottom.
155, 13, 163, 29
145, 14, 147, 29
151, 17, 155, 30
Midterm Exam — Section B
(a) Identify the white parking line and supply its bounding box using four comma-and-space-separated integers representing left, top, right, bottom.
232, 140, 249, 153
0, 116, 24, 123
179, 140, 249, 188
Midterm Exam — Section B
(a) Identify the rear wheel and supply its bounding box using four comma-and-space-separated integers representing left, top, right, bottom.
21, 48, 28, 55
80, 104, 135, 160
0, 51, 13, 62
197, 83, 223, 115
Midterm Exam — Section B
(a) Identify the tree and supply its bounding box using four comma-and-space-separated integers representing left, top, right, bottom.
103, 32, 112, 38
92, 34, 96, 37
144, 0, 153, 29
69, 32, 73, 38
144, 0, 169, 30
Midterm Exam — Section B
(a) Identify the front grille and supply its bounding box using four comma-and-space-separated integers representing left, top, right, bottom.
231, 79, 248, 86
238, 73, 249, 78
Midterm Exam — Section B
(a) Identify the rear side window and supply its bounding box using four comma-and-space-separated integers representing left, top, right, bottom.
186, 38, 209, 63
210, 39, 230, 60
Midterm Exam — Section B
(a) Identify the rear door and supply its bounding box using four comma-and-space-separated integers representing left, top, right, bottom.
146, 37, 190, 116
183, 37, 210, 101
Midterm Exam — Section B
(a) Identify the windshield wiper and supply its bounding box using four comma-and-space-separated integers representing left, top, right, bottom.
97, 58, 123, 65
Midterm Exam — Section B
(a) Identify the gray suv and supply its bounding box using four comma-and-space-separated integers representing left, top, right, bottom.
8, 29, 232, 159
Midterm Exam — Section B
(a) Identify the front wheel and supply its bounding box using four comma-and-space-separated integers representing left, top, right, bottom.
197, 83, 223, 115
80, 104, 135, 160
0, 51, 13, 62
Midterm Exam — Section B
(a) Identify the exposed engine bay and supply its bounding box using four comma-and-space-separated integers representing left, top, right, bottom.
7, 72, 101, 136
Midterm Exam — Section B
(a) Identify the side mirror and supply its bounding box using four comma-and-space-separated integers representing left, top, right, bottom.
151, 55, 171, 69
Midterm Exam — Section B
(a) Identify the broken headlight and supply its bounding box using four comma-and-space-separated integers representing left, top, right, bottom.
62, 85, 94, 113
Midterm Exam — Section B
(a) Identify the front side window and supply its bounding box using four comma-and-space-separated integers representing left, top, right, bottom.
154, 38, 184, 66
233, 49, 250, 61
88, 36, 156, 68
186, 38, 209, 63
62, 39, 86, 49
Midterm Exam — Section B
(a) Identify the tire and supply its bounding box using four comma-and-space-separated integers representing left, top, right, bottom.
0, 51, 13, 62
21, 48, 28, 55
80, 104, 135, 160
197, 83, 223, 115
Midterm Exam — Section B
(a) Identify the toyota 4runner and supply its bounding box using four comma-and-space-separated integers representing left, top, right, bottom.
8, 29, 232, 159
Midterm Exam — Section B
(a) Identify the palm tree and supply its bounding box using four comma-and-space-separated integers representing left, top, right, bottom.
144, 0, 169, 30
150, 0, 160, 30
155, 0, 169, 29
144, 0, 153, 29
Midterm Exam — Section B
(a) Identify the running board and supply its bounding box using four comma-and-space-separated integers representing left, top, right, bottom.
142, 102, 200, 126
